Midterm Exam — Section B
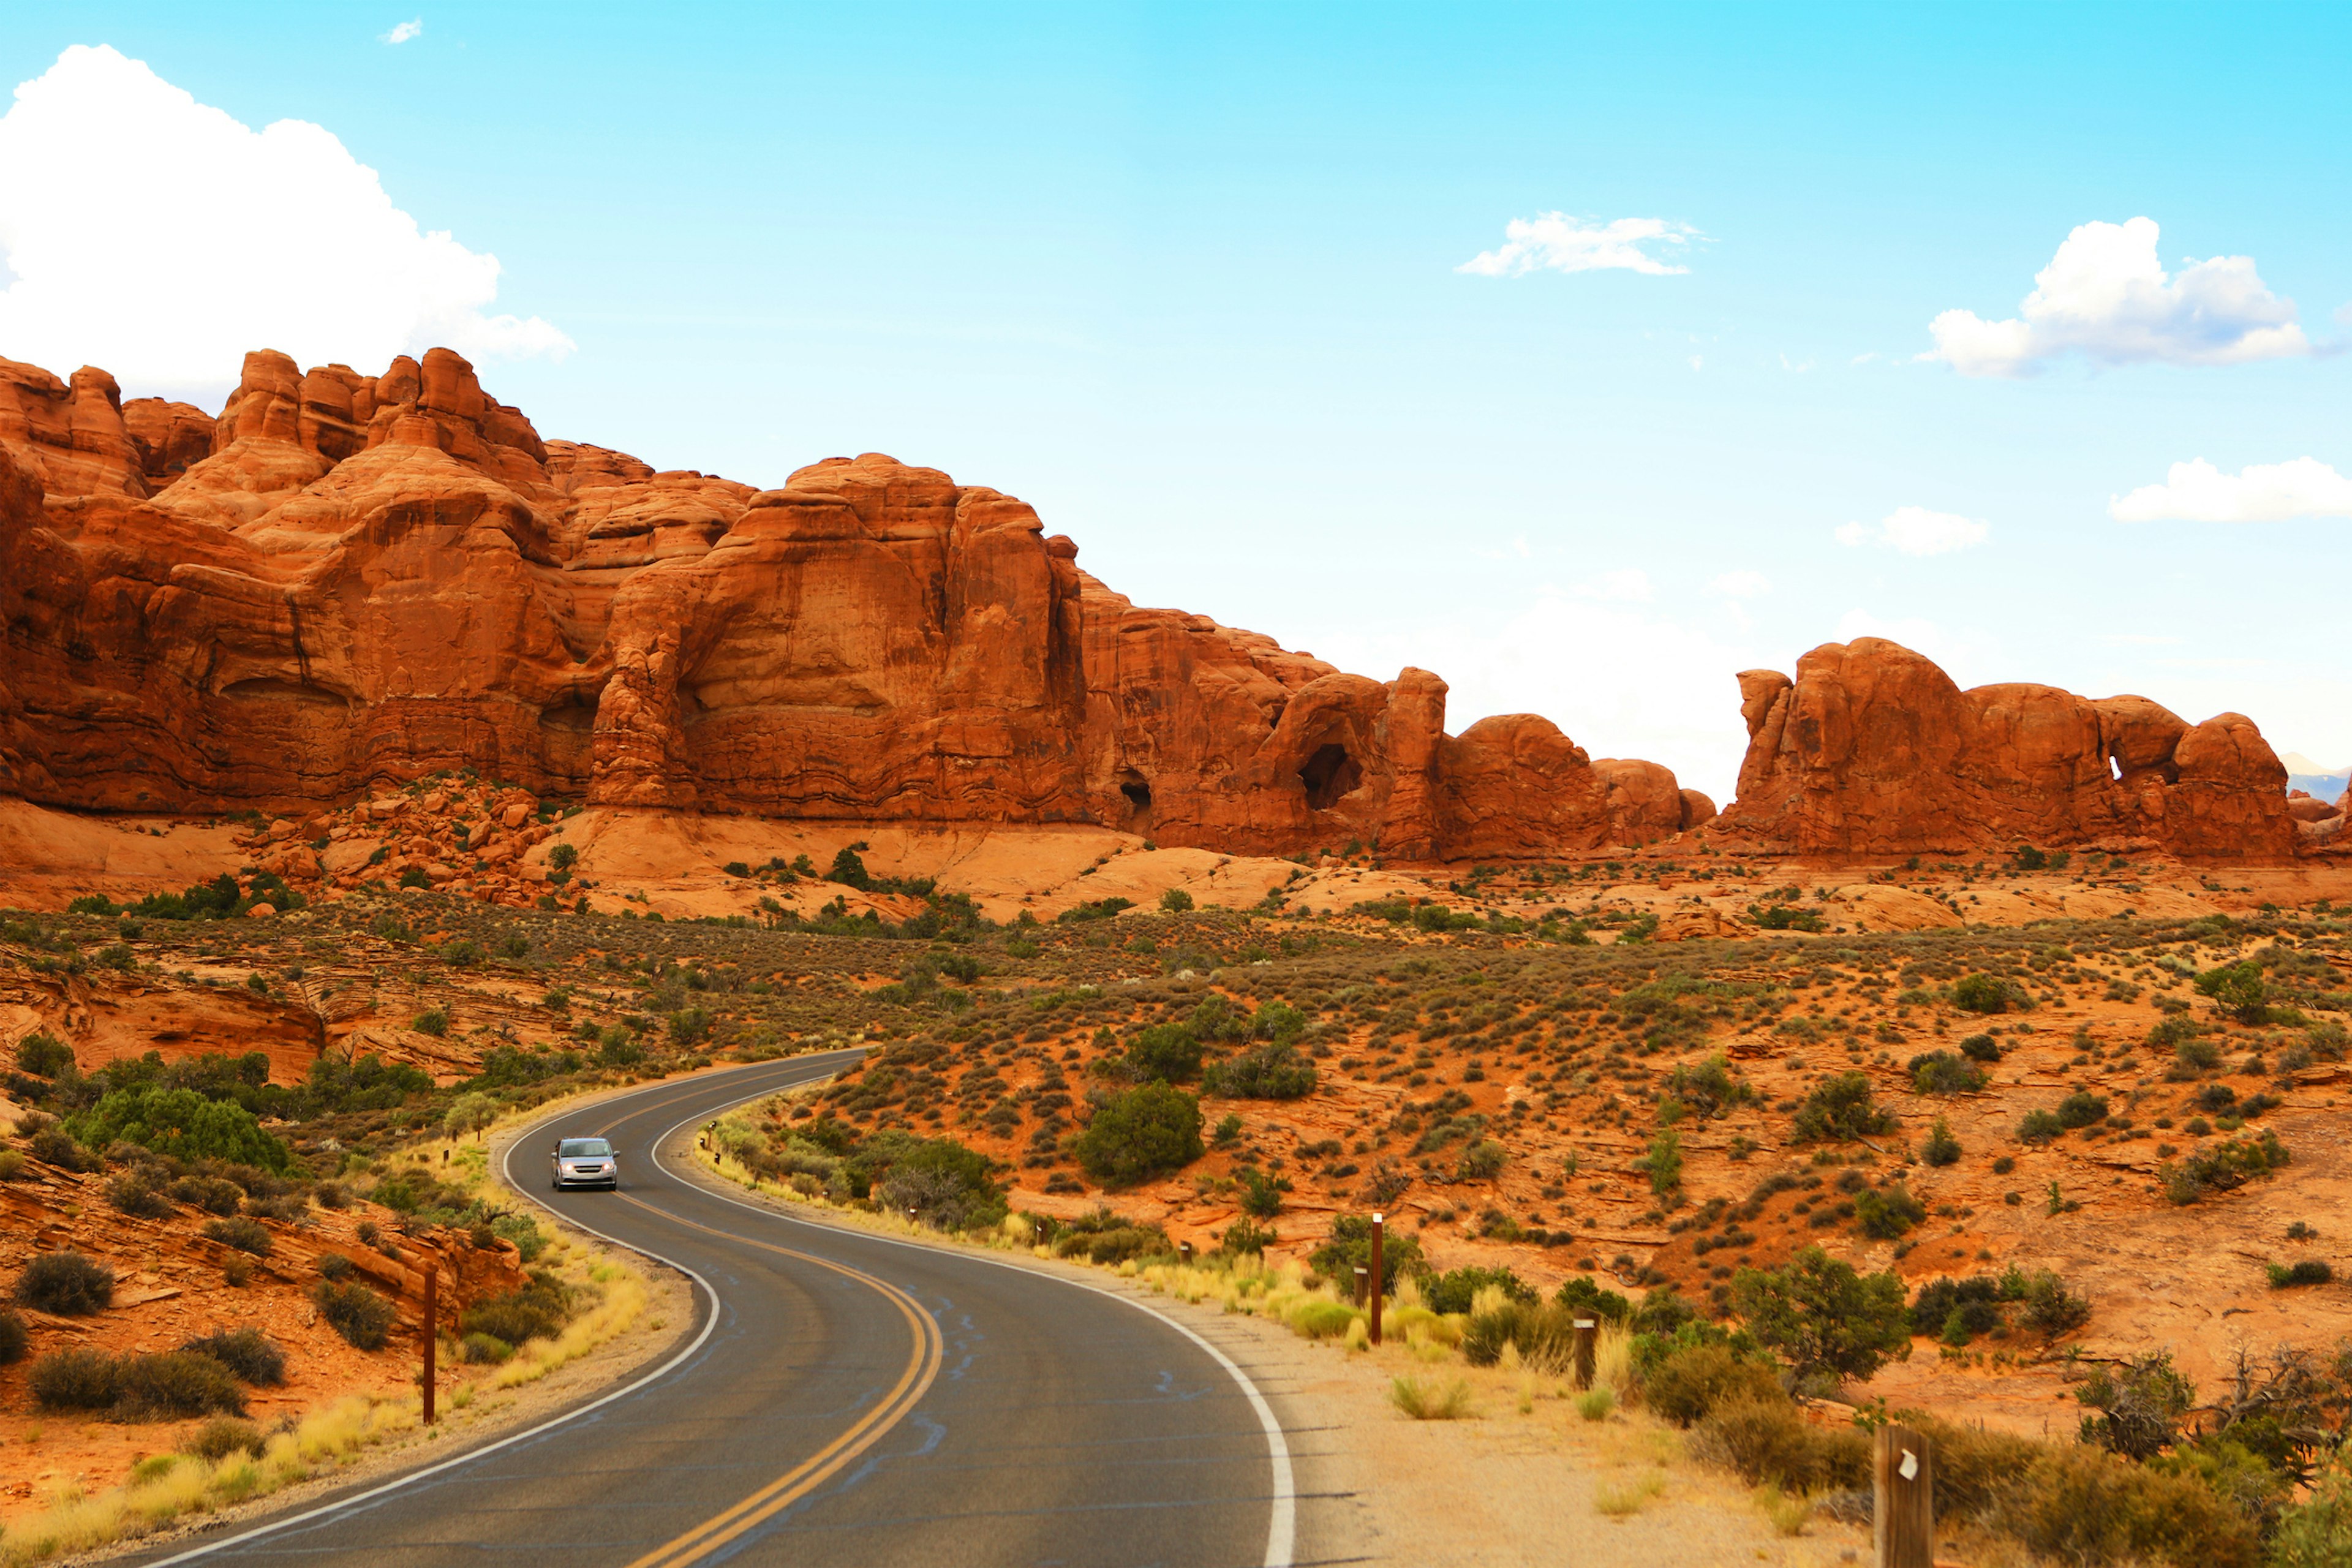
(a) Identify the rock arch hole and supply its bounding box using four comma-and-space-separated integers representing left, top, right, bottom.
1299, 742, 1362, 811
1118, 770, 1153, 818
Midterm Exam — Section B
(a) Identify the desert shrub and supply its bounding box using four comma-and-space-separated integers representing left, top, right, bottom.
1048, 1208, 1172, 1265
2077, 1349, 2196, 1460
1425, 1265, 1536, 1315
460, 1281, 571, 1346
1909, 1050, 1988, 1094
2019, 1269, 2092, 1338
2272, 1457, 2352, 1568
28, 1125, 100, 1172
15, 1250, 115, 1314
1665, 1054, 1755, 1118
1072, 1083, 1203, 1186
180, 1327, 285, 1385
2056, 1090, 2109, 1129
411, 1008, 450, 1036
1953, 973, 2027, 1014
1218, 1216, 1278, 1257
1642, 1341, 1783, 1425
1462, 1300, 1582, 1371
106, 1169, 175, 1218
113, 1350, 247, 1420
1989, 1439, 2258, 1568
203, 1216, 274, 1256
0, 1148, 23, 1181
314, 1279, 396, 1350
1912, 1275, 2007, 1341
68, 1085, 292, 1172
316, 1252, 354, 1280
190, 1417, 267, 1461
667, 1008, 714, 1047
2196, 960, 2272, 1025
1555, 1275, 1635, 1323
2018, 1108, 2063, 1144
172, 1174, 246, 1216
2267, 1259, 2335, 1289
461, 1331, 513, 1363
1158, 888, 1194, 913
1730, 1245, 1908, 1388
1790, 1072, 1896, 1143
2162, 1130, 2291, 1205
1921, 1117, 1961, 1167
1458, 1137, 1508, 1180
1958, 1032, 2002, 1063
1307, 1215, 1427, 1291
1389, 1376, 1474, 1420
1125, 1022, 1202, 1084
876, 1137, 1005, 1231
15, 1031, 74, 1077
1691, 1393, 1870, 1491
1853, 1183, 1926, 1240
1202, 1041, 1316, 1099
29, 1346, 121, 1409
0, 1306, 25, 1364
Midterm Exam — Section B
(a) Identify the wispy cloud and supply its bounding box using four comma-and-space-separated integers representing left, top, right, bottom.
1573, 568, 1653, 603
1458, 213, 1698, 277
381, 18, 422, 44
2110, 457, 2352, 522
1706, 570, 1771, 599
1836, 505, 1990, 556
1923, 217, 2308, 377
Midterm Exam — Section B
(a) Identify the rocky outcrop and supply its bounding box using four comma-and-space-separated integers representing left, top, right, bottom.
1711, 638, 2297, 859
0, 345, 1678, 861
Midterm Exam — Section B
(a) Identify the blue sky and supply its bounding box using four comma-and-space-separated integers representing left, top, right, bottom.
2, 3, 2347, 803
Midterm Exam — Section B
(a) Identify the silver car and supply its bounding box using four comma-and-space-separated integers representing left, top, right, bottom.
550, 1137, 619, 1190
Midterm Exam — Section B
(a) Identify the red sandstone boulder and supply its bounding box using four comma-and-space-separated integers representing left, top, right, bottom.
1712, 638, 2297, 859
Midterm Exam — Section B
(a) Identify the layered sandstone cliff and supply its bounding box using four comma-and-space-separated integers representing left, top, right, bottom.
0, 346, 1684, 859
1709, 638, 2300, 860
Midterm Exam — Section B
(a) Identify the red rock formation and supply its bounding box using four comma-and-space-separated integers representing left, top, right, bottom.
1712, 638, 2297, 859
0, 346, 1680, 861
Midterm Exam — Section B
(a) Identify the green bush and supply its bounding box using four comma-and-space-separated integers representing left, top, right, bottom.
2018, 1108, 2062, 1144
1158, 888, 1194, 913
1908, 1050, 1987, 1094
28, 1346, 121, 1409
2018, 1269, 2092, 1338
15, 1031, 73, 1077
1048, 1208, 1172, 1265
1425, 1265, 1536, 1314
2056, 1090, 2109, 1129
1458, 1137, 1509, 1180
106, 1170, 175, 1219
181, 1327, 285, 1385
1730, 1245, 1908, 1387
398, 867, 432, 889
1641, 1341, 1783, 1425
876, 1137, 1005, 1230
1958, 1032, 2002, 1062
1853, 1183, 1926, 1240
67, 1085, 293, 1172
0, 1306, 26, 1364
1790, 1072, 1896, 1142
1218, 1217, 1278, 1257
459, 1283, 571, 1346
1994, 1439, 2258, 1568
461, 1332, 513, 1364
1953, 973, 2027, 1014
113, 1351, 247, 1420
2267, 1259, 2334, 1289
2195, 960, 2271, 1025
2076, 1349, 2196, 1460
1690, 1394, 1869, 1491
15, 1250, 115, 1314
2272, 1458, 2352, 1568
1921, 1117, 1961, 1166
1306, 1215, 1427, 1291
1202, 1041, 1316, 1099
1072, 1083, 1204, 1186
203, 1216, 274, 1256
314, 1279, 397, 1350
28, 1126, 100, 1172
667, 1008, 714, 1047
1125, 1022, 1202, 1084
190, 1417, 267, 1461
411, 1008, 450, 1036
2162, 1130, 2290, 1205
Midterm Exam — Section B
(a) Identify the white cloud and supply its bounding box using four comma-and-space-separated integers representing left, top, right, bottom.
1707, 570, 1771, 599
380, 18, 423, 44
1457, 213, 1698, 277
1573, 568, 1653, 603
0, 44, 570, 396
1835, 505, 1990, 556
1924, 217, 2309, 377
2109, 457, 2352, 522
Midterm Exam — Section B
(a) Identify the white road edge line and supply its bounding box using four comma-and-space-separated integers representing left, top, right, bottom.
134, 1056, 851, 1567
672, 1133, 1298, 1568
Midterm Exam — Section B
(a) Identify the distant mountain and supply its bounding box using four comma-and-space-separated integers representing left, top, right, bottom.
2291, 774, 2348, 801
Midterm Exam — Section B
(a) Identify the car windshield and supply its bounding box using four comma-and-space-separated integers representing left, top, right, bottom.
558, 1139, 612, 1158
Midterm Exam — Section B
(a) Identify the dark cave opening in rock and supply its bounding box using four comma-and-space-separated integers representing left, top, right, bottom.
1119, 776, 1153, 812
1299, 742, 1362, 811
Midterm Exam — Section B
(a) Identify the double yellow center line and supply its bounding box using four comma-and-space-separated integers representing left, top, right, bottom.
612, 1193, 943, 1568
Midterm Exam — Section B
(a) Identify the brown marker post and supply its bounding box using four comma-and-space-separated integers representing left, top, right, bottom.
421, 1264, 439, 1425
1873, 1423, 1934, 1568
1572, 1318, 1597, 1390
1352, 1265, 1368, 1306
1368, 1212, 1384, 1347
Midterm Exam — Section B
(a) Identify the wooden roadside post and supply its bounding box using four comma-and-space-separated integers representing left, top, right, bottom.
1178, 1240, 1194, 1265
1352, 1266, 1368, 1306
1873, 1422, 1934, 1568
1368, 1213, 1384, 1347
1571, 1318, 1597, 1390
421, 1264, 439, 1425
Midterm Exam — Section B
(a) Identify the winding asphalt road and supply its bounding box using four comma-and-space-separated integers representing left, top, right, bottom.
125, 1054, 1312, 1568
